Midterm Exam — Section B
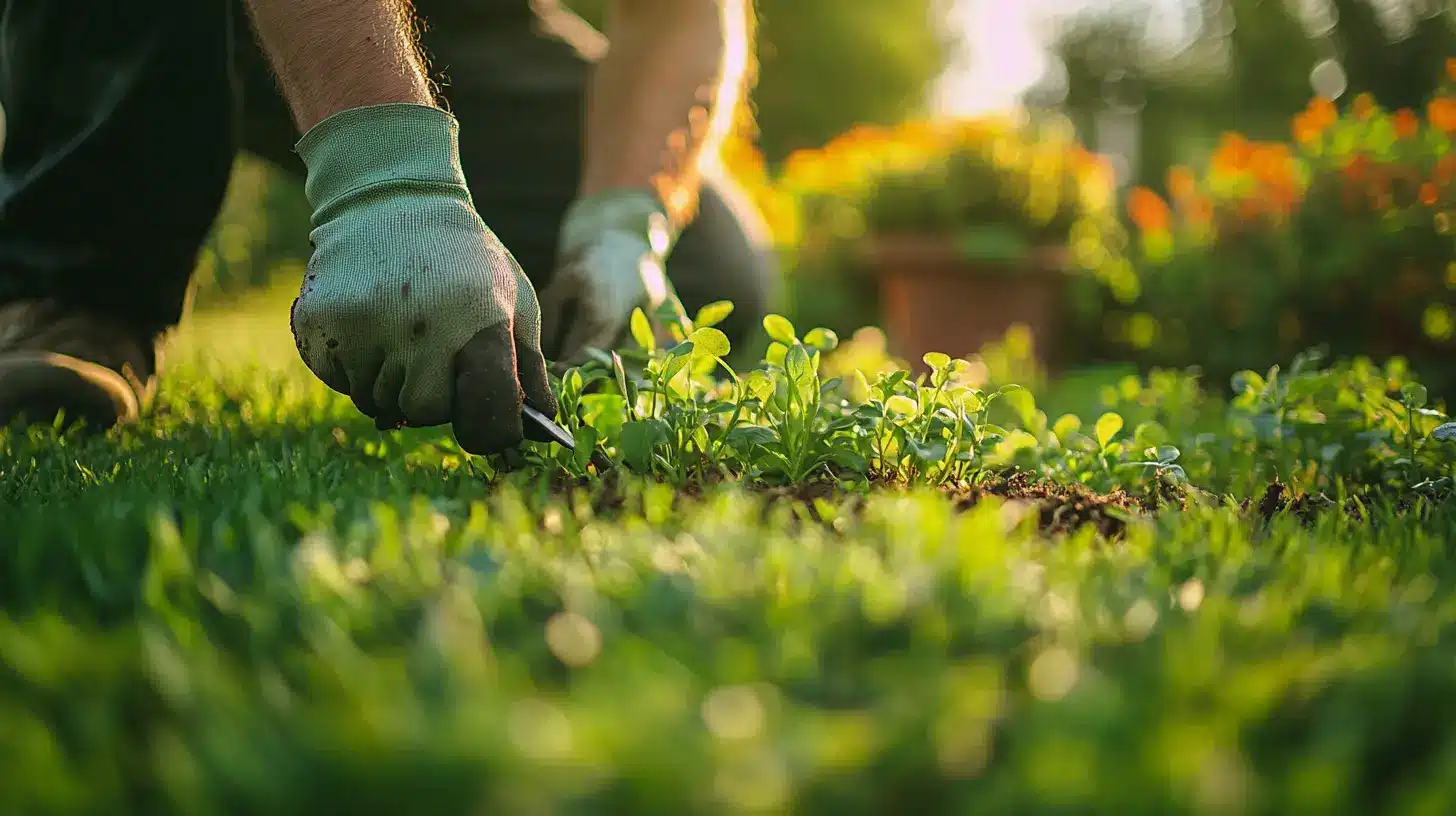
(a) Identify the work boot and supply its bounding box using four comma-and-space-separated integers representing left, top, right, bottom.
0, 300, 157, 433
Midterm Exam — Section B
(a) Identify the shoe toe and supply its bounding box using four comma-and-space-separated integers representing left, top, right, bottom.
0, 351, 141, 432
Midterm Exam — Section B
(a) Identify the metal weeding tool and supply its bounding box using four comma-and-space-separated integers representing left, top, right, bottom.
522, 404, 614, 474
523, 403, 576, 450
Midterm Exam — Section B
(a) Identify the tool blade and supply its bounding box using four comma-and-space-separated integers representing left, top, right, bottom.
522, 404, 576, 450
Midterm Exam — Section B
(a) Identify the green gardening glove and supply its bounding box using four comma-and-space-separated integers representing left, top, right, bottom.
289, 103, 558, 454
538, 188, 694, 363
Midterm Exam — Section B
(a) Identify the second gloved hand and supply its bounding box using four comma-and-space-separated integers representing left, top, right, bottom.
289, 103, 558, 454
538, 189, 687, 363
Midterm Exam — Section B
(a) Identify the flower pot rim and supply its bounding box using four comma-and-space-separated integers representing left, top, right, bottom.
860, 232, 1071, 277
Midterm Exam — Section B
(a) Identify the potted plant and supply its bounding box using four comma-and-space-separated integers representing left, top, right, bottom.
781, 118, 1125, 374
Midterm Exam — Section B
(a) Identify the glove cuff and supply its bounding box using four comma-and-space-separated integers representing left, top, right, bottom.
296, 103, 470, 218
559, 188, 677, 259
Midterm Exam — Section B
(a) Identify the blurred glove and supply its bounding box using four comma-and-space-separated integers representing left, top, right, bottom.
289, 103, 558, 454
538, 188, 690, 363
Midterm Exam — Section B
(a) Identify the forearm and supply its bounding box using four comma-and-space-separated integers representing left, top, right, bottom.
580, 0, 751, 227
242, 0, 436, 133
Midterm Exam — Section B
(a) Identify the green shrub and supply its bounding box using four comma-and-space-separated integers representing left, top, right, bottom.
1103, 76, 1456, 398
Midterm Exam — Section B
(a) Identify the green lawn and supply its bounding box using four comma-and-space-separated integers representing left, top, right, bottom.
2, 283, 1455, 814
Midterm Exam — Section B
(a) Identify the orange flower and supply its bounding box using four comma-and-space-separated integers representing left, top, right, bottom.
1429, 96, 1456, 133
1421, 182, 1440, 206
1212, 132, 1253, 175
1292, 111, 1324, 145
1127, 186, 1171, 232
1394, 108, 1420, 139
1353, 92, 1378, 120
1167, 165, 1196, 200
1308, 97, 1338, 130
1250, 144, 1292, 186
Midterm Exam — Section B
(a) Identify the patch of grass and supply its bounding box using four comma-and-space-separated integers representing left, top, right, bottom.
2, 283, 1455, 813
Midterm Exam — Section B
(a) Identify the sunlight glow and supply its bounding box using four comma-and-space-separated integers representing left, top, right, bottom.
934, 0, 1197, 116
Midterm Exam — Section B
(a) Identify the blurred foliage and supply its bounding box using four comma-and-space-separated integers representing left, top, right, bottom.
1101, 68, 1456, 400
744, 0, 952, 163
1052, 0, 1455, 190
1328, 0, 1454, 112
188, 157, 312, 310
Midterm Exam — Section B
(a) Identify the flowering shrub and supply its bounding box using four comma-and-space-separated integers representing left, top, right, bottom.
1115, 59, 1456, 397
777, 117, 1133, 294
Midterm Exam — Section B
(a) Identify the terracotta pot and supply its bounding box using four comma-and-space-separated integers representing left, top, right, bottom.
863, 233, 1069, 376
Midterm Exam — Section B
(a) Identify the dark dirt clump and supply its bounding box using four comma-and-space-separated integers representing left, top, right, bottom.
1246, 482, 1339, 525
1244, 480, 1434, 526
945, 471, 1149, 539
527, 467, 1156, 539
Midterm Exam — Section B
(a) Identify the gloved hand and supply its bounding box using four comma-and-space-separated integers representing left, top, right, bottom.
289, 103, 558, 454
538, 188, 690, 363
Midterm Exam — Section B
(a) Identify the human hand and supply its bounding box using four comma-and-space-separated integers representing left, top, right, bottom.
538, 189, 690, 363
288, 103, 558, 454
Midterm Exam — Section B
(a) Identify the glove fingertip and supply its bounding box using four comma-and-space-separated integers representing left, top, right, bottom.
515, 344, 560, 445
452, 323, 526, 455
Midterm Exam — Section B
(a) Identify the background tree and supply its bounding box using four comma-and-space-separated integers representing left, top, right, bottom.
1327, 0, 1453, 111
1051, 0, 1453, 192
